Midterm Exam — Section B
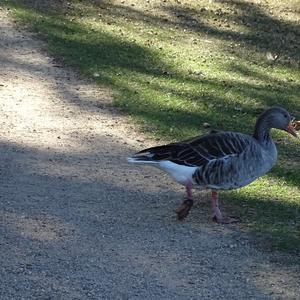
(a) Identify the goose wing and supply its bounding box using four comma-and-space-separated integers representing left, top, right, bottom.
134, 131, 253, 167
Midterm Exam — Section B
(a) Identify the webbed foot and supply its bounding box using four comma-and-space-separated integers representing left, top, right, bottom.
175, 198, 194, 220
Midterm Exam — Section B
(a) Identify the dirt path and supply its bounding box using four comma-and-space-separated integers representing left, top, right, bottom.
0, 8, 299, 300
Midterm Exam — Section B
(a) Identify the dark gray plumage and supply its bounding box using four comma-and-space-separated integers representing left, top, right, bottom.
128, 107, 297, 223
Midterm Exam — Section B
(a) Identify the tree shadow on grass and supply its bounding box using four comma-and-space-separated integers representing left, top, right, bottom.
72, 0, 300, 66
164, 0, 299, 64
224, 190, 300, 254
8, 0, 300, 65
5, 1, 300, 112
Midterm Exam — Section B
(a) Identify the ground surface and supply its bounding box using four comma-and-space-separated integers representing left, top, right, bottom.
0, 8, 299, 300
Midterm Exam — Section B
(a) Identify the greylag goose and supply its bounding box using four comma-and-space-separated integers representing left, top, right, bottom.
128, 107, 297, 223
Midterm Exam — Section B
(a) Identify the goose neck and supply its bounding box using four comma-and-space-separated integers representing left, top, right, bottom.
253, 118, 272, 143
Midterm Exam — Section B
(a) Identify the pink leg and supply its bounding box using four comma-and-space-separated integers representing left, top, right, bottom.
211, 190, 240, 224
175, 181, 194, 220
211, 190, 222, 223
186, 181, 193, 199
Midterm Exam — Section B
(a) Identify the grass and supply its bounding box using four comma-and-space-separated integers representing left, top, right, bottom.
2, 0, 300, 253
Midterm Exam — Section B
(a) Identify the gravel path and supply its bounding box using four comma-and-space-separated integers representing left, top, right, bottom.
0, 8, 299, 300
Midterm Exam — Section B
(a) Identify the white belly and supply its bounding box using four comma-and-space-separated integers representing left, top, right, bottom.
158, 161, 198, 185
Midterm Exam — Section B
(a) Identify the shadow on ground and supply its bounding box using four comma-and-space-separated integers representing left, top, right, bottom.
0, 136, 299, 298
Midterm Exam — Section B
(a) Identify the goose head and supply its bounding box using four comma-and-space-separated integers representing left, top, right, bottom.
255, 107, 298, 139
269, 107, 297, 137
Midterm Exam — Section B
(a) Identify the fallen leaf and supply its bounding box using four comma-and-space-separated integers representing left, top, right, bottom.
292, 120, 300, 130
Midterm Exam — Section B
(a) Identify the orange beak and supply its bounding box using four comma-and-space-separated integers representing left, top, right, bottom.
285, 122, 298, 137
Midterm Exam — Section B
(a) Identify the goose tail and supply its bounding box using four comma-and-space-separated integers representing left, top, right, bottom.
127, 152, 159, 164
